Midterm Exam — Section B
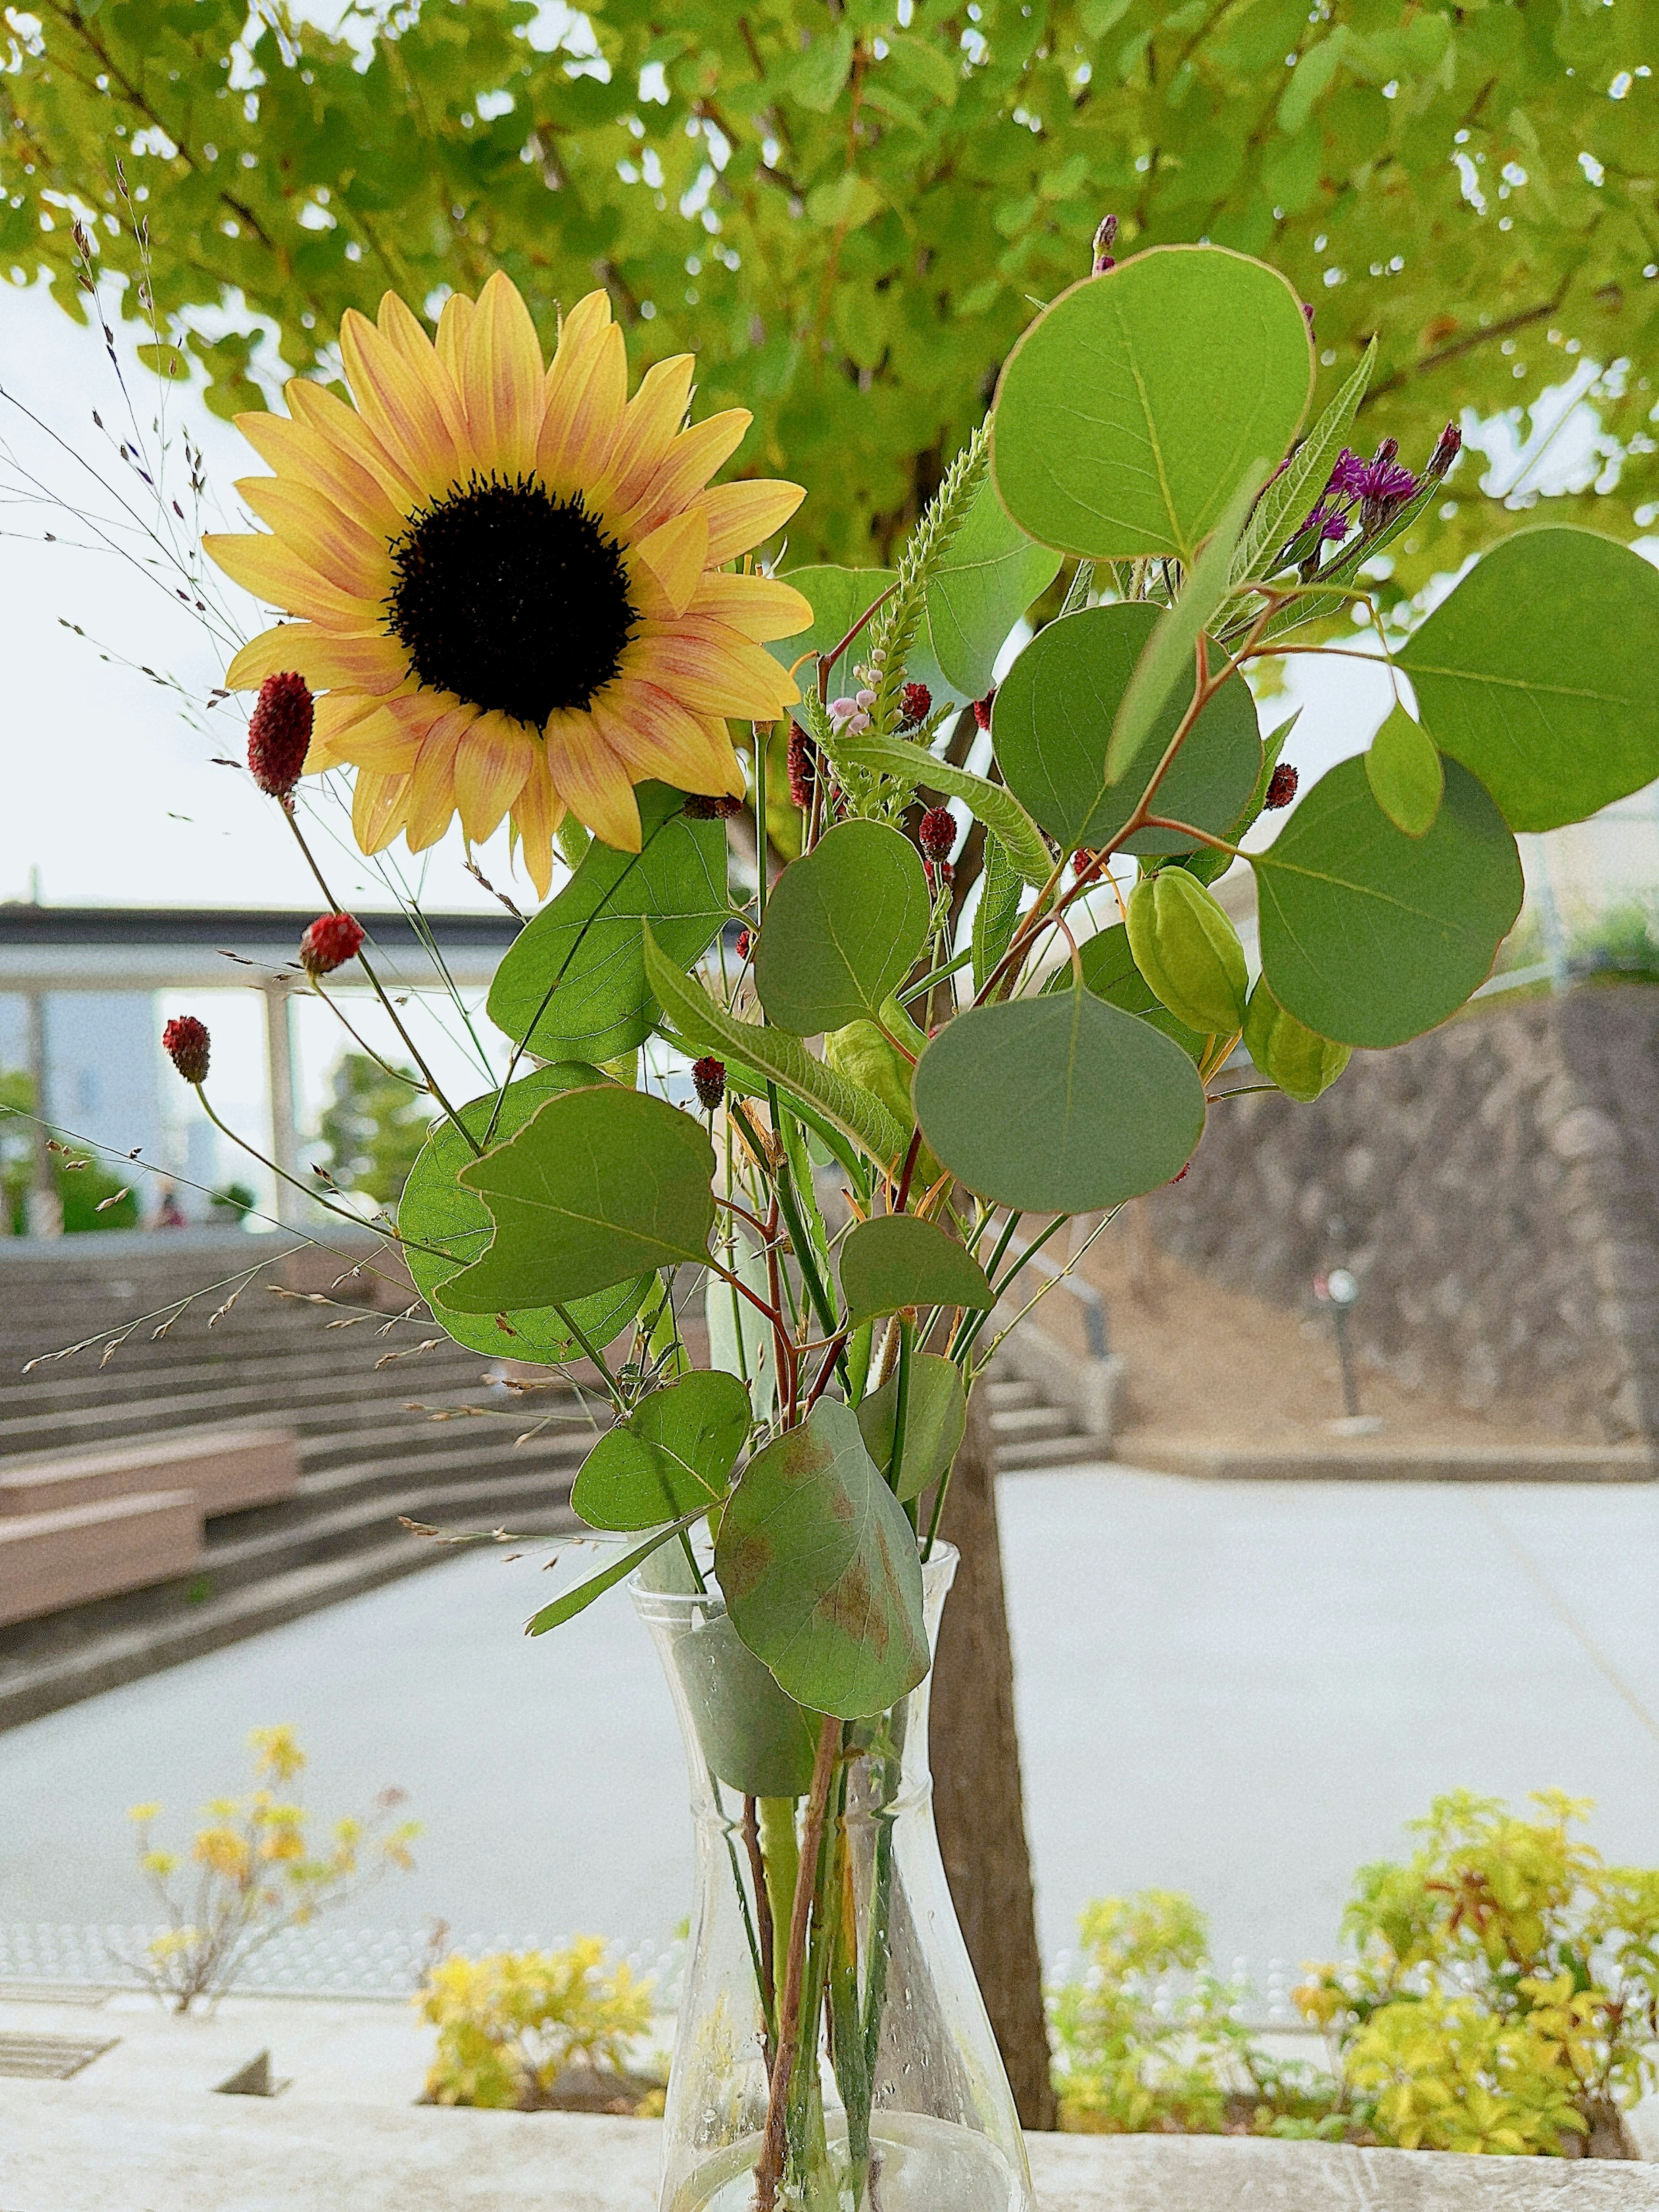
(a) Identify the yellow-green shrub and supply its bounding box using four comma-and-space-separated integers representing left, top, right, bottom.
420, 1939, 659, 2111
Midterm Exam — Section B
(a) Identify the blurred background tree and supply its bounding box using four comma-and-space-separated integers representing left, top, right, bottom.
0, 1070, 140, 1232
316, 1052, 435, 1210
2, 0, 1653, 618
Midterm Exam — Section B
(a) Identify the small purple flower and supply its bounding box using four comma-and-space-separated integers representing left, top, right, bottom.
1321, 511, 1350, 542
1357, 456, 1417, 506
1426, 421, 1462, 481
1327, 448, 1367, 500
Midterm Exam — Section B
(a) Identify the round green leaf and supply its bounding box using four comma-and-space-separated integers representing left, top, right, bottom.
486, 783, 729, 1064
839, 1214, 993, 1327
668, 1611, 823, 1798
922, 476, 1062, 701
1253, 756, 1523, 1049
1364, 704, 1443, 839
912, 990, 1206, 1212
855, 1351, 966, 1506
766, 564, 895, 684
989, 246, 1313, 561
398, 1068, 646, 1361
443, 1087, 717, 1313
1045, 923, 1206, 1062
754, 820, 931, 1035
1397, 527, 1659, 834
716, 1398, 928, 1720
572, 1369, 752, 1531
993, 604, 1260, 856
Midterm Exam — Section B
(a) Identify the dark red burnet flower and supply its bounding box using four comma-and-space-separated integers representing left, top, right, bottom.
971, 688, 996, 732
1264, 763, 1299, 810
786, 725, 816, 808
899, 682, 932, 728
918, 806, 957, 864
299, 911, 366, 977
246, 671, 314, 801
923, 858, 955, 895
162, 1015, 211, 1086
735, 926, 752, 962
691, 1056, 727, 1112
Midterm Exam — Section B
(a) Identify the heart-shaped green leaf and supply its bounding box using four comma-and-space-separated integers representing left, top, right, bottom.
855, 1352, 966, 1505
444, 1086, 716, 1312
398, 1068, 648, 1360
839, 1214, 993, 1327
1253, 755, 1523, 1048
486, 783, 728, 1064
994, 604, 1259, 856
990, 245, 1313, 561
1397, 527, 1659, 834
572, 1369, 753, 1532
1365, 703, 1443, 838
754, 820, 931, 1035
912, 990, 1206, 1211
716, 1398, 928, 1719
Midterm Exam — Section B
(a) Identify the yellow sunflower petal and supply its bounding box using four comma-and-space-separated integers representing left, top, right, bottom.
307, 690, 387, 773
628, 619, 800, 720
463, 272, 547, 480
550, 289, 614, 376
339, 307, 462, 496
603, 681, 745, 795
204, 533, 381, 629
632, 506, 709, 619
225, 621, 407, 697
283, 379, 419, 511
698, 479, 806, 566
404, 704, 479, 850
435, 289, 476, 385
689, 571, 815, 645
593, 355, 695, 518
234, 476, 393, 602
509, 747, 561, 902
353, 768, 412, 853
235, 409, 405, 543
327, 706, 424, 775
537, 321, 626, 495
454, 710, 536, 843
543, 707, 642, 852
378, 290, 473, 461
627, 409, 752, 534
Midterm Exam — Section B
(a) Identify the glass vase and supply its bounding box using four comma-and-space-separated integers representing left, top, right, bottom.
633, 1542, 1034, 2212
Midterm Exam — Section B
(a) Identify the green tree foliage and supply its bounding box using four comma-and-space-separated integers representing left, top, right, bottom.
316, 1051, 434, 1208
0, 1069, 140, 1231
3, 0, 1653, 593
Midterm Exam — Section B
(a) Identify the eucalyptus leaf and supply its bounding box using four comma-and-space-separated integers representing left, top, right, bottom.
839, 1214, 993, 1327
754, 821, 931, 1034
856, 1352, 966, 1505
668, 1610, 823, 1798
527, 1511, 706, 1635
993, 604, 1259, 856
487, 784, 728, 1063
1042, 923, 1206, 1062
766, 564, 896, 686
715, 1398, 929, 1719
1105, 461, 1268, 784
644, 922, 909, 1170
829, 729, 1053, 888
912, 989, 1206, 1211
571, 1369, 752, 1531
1253, 756, 1523, 1048
1365, 703, 1443, 838
444, 1087, 717, 1312
397, 1068, 647, 1361
921, 476, 1062, 700
1397, 526, 1659, 834
989, 246, 1313, 561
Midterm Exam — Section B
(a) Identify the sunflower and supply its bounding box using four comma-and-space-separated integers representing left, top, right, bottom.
206, 275, 810, 889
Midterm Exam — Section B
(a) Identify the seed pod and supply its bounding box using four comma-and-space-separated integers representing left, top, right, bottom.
823, 1018, 915, 1134
1242, 979, 1351, 1103
1125, 869, 1249, 1038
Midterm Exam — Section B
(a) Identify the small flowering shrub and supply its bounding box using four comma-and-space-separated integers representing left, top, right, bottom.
122, 1726, 418, 2014
420, 1939, 661, 2114
1297, 1791, 1659, 2158
1050, 1890, 1340, 2140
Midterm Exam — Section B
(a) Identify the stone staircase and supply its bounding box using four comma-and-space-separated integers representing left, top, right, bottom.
984, 1358, 1103, 1471
0, 1229, 594, 1732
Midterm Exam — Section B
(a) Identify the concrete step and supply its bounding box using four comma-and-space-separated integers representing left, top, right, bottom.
990, 1403, 1077, 1445
995, 1430, 1108, 1471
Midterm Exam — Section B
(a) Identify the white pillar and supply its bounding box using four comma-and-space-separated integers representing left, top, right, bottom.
25, 992, 61, 1239
262, 982, 301, 1226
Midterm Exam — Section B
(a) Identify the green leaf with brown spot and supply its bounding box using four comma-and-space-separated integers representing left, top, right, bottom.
715, 1398, 928, 1719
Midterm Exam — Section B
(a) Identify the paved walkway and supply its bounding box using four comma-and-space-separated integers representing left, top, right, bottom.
3, 1469, 1657, 1980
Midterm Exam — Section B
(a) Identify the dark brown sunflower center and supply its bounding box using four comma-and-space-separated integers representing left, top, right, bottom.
385, 476, 637, 725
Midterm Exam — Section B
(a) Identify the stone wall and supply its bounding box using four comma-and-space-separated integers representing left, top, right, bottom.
1150, 987, 1659, 1443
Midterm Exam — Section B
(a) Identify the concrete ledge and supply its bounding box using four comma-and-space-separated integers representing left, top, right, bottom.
0, 1490, 203, 1628
3, 2089, 1656, 2210
0, 1426, 301, 1519
1116, 1437, 1659, 1484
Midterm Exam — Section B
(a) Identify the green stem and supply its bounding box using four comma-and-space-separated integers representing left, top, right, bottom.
757, 1796, 800, 2007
